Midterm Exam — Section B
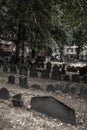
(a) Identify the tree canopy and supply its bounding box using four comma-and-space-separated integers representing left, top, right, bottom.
0, 0, 87, 57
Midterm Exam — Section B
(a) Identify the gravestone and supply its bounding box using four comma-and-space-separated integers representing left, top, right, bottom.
51, 64, 61, 80
12, 93, 23, 107
63, 75, 70, 81
46, 62, 51, 73
8, 75, 15, 84
79, 66, 87, 76
30, 67, 38, 77
80, 87, 87, 98
63, 84, 77, 94
41, 69, 49, 79
0, 87, 10, 100
3, 64, 8, 73
19, 64, 27, 76
82, 75, 87, 84
10, 64, 17, 74
19, 76, 28, 88
72, 74, 80, 83
46, 85, 55, 92
30, 96, 76, 125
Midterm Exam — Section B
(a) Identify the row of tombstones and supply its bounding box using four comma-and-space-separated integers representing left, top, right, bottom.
8, 75, 87, 99
2, 62, 87, 84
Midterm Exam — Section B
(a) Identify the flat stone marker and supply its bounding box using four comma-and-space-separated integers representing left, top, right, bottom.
8, 75, 15, 84
30, 96, 76, 125
0, 87, 10, 100
12, 93, 23, 107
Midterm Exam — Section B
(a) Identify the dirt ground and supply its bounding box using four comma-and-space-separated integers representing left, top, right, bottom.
0, 76, 87, 130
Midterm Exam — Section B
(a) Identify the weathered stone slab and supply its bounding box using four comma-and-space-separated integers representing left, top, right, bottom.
30, 96, 76, 125
0, 87, 10, 100
8, 75, 15, 84
12, 93, 23, 107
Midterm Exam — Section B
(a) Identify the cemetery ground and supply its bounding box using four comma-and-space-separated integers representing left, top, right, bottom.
0, 73, 87, 130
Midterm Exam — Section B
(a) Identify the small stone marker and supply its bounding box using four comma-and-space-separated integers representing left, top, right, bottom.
0, 87, 10, 100
12, 93, 23, 107
8, 75, 15, 84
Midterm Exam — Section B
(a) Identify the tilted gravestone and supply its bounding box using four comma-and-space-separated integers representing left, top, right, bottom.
46, 62, 52, 73
10, 64, 17, 74
8, 75, 15, 84
72, 74, 80, 83
41, 69, 49, 79
30, 67, 38, 77
19, 76, 28, 88
0, 87, 10, 100
12, 93, 24, 107
30, 96, 76, 125
63, 75, 70, 82
46, 85, 55, 92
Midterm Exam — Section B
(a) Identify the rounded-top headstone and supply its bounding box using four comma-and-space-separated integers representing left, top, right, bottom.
0, 87, 10, 100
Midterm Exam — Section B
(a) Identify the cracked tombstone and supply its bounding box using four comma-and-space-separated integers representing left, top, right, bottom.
12, 93, 24, 107
0, 87, 10, 100
8, 75, 15, 84
30, 96, 76, 125
19, 76, 28, 88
